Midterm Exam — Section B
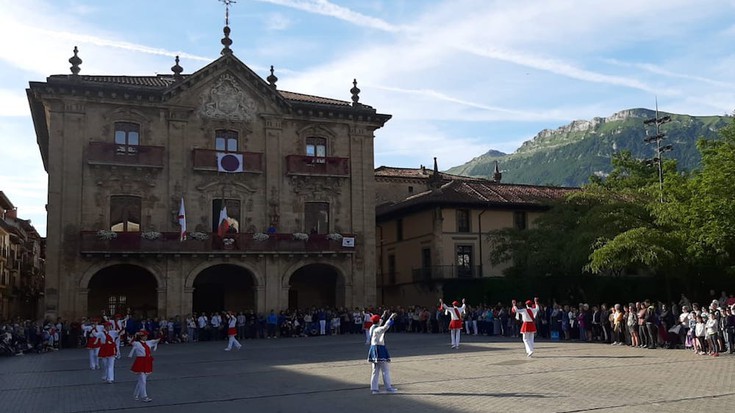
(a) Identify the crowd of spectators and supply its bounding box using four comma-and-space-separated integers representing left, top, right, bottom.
3, 290, 734, 357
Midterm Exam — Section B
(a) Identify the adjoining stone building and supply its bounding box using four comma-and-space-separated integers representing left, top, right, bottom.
375, 159, 577, 306
0, 191, 45, 320
27, 24, 390, 321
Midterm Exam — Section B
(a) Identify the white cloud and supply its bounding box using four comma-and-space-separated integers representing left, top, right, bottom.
0, 90, 31, 117
254, 0, 403, 32
265, 13, 292, 31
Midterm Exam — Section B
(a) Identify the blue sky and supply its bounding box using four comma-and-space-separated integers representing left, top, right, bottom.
1, 0, 734, 236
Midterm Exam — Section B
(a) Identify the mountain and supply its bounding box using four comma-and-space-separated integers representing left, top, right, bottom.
446, 108, 731, 187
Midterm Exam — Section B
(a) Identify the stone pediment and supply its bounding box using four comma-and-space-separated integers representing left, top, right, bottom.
198, 73, 257, 122
163, 54, 291, 118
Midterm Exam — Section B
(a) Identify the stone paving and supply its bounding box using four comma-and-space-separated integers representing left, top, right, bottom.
1, 333, 734, 413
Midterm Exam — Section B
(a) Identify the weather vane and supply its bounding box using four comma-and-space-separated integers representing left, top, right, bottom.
220, 0, 236, 26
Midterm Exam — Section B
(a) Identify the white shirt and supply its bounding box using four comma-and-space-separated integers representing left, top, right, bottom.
128, 339, 160, 358
441, 303, 466, 321
197, 316, 208, 328
369, 319, 394, 346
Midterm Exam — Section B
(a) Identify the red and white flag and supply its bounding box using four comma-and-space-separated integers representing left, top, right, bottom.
217, 205, 230, 237
178, 197, 187, 241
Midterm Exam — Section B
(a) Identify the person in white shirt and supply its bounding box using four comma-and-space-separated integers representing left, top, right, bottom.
439, 298, 466, 349
128, 331, 160, 403
95, 322, 119, 383
211, 312, 222, 341
511, 297, 540, 357
367, 312, 398, 395
224, 311, 242, 351
197, 313, 209, 341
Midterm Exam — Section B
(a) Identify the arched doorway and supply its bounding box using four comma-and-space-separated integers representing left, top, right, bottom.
88, 264, 158, 318
288, 264, 344, 309
192, 264, 256, 314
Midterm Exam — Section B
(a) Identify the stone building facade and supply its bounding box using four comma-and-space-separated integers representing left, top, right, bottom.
27, 36, 390, 320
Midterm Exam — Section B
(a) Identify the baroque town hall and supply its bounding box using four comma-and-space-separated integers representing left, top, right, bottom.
27, 18, 390, 320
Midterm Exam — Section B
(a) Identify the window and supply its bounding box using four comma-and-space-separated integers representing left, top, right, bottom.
306, 137, 326, 163
110, 196, 141, 232
456, 245, 473, 277
304, 202, 329, 234
456, 209, 470, 233
514, 211, 527, 231
212, 199, 241, 233
108, 295, 126, 316
396, 219, 403, 241
114, 122, 139, 155
215, 130, 239, 152
408, 186, 414, 194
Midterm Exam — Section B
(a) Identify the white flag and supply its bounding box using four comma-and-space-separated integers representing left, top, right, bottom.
178, 197, 187, 241
216, 152, 244, 173
342, 237, 355, 247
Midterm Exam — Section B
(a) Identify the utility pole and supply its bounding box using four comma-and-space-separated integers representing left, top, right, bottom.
643, 100, 673, 203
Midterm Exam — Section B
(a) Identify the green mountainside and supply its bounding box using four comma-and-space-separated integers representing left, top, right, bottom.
446, 108, 731, 187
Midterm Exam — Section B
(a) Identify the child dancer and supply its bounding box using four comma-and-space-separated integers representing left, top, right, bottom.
367, 312, 398, 394
224, 311, 242, 351
96, 322, 119, 383
439, 298, 466, 349
128, 331, 160, 402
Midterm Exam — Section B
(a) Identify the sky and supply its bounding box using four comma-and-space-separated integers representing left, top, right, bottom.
1, 0, 735, 237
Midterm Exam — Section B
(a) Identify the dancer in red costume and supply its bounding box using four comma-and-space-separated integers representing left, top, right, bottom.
128, 330, 160, 402
439, 298, 466, 349
96, 322, 119, 383
511, 297, 540, 357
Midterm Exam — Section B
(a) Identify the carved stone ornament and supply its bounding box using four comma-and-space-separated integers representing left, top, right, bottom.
290, 176, 343, 196
199, 74, 257, 122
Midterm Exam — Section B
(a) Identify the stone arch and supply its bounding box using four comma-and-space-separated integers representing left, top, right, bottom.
79, 261, 164, 290
84, 263, 160, 318
188, 262, 260, 314
282, 259, 348, 310
184, 260, 263, 289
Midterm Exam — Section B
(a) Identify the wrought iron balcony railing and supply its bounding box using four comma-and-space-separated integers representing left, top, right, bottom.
285, 155, 349, 176
87, 142, 165, 168
79, 231, 356, 255
192, 149, 264, 173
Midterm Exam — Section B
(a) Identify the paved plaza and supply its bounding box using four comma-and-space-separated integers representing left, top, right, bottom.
1, 333, 734, 413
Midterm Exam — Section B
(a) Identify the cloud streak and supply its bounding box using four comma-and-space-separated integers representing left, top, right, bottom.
253, 0, 403, 32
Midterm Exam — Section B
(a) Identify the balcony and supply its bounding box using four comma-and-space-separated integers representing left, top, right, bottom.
79, 231, 356, 255
192, 149, 263, 173
412, 265, 482, 282
87, 142, 164, 168
285, 155, 349, 177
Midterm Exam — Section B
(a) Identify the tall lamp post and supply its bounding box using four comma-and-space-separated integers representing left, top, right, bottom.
643, 102, 673, 203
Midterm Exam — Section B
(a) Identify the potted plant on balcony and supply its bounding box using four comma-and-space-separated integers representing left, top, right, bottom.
293, 232, 309, 241
222, 237, 236, 250
96, 230, 118, 240
140, 231, 162, 241
253, 233, 269, 242
327, 233, 343, 241
189, 231, 209, 241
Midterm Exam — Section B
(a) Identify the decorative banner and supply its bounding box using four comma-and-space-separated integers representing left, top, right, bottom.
216, 152, 244, 173
342, 237, 355, 247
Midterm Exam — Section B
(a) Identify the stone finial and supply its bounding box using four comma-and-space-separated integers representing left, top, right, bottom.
493, 161, 502, 183
69, 46, 82, 76
171, 55, 183, 80
350, 78, 361, 107
267, 65, 278, 88
220, 0, 235, 55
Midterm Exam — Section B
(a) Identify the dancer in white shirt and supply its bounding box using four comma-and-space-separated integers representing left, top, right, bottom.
96, 322, 119, 383
367, 312, 398, 394
511, 297, 540, 357
224, 311, 242, 351
439, 298, 466, 349
128, 331, 160, 403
